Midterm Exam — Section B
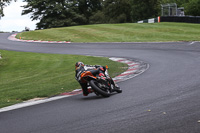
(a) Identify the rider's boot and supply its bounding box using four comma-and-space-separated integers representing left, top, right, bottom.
88, 87, 93, 93
82, 88, 89, 96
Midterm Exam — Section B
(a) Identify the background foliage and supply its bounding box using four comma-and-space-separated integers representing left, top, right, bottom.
1, 0, 200, 29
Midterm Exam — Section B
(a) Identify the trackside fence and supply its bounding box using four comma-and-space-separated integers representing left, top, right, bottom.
160, 16, 200, 23
137, 16, 200, 24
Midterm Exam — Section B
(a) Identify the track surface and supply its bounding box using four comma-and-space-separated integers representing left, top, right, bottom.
1, 33, 200, 133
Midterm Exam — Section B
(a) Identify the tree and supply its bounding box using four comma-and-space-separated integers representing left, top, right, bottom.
78, 0, 103, 23
103, 0, 131, 23
130, 0, 160, 22
22, 0, 88, 29
0, 0, 16, 18
184, 0, 200, 16
160, 0, 189, 7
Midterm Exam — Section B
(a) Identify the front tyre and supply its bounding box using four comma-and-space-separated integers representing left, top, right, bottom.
115, 86, 122, 93
89, 80, 110, 97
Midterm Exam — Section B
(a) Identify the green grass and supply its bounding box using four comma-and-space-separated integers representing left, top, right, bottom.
0, 50, 128, 108
16, 22, 200, 42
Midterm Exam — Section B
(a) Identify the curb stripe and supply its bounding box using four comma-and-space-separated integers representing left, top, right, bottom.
117, 72, 135, 77
8, 34, 71, 44
127, 68, 137, 71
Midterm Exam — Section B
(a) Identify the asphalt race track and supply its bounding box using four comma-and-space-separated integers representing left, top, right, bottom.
1, 33, 200, 133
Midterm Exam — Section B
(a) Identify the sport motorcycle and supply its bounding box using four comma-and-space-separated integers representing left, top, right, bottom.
80, 65, 122, 97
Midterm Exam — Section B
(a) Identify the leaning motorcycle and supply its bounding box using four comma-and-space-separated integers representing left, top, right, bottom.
80, 66, 122, 97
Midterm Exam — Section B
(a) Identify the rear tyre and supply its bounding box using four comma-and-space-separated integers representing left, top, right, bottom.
89, 80, 110, 97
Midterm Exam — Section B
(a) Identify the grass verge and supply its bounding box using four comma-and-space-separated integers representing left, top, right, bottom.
16, 22, 200, 42
0, 50, 128, 108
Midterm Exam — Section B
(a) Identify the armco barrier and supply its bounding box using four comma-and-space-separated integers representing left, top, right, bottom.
137, 17, 160, 23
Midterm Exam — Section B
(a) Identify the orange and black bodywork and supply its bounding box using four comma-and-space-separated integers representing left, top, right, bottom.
80, 71, 97, 83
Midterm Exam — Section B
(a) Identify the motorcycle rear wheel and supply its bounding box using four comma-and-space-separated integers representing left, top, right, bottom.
89, 80, 110, 97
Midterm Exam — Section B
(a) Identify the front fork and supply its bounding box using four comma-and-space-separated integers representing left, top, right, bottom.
105, 69, 119, 88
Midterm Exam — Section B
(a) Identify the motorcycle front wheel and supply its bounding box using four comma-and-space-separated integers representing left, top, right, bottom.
89, 80, 110, 97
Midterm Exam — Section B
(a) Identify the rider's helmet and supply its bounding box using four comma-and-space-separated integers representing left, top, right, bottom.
75, 62, 84, 70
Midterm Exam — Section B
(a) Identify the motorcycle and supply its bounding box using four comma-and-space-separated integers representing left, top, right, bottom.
80, 65, 122, 97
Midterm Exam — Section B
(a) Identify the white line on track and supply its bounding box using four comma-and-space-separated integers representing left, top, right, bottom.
189, 41, 200, 45
0, 95, 71, 113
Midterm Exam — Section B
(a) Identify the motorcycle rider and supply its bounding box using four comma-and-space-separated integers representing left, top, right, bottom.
75, 61, 120, 96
